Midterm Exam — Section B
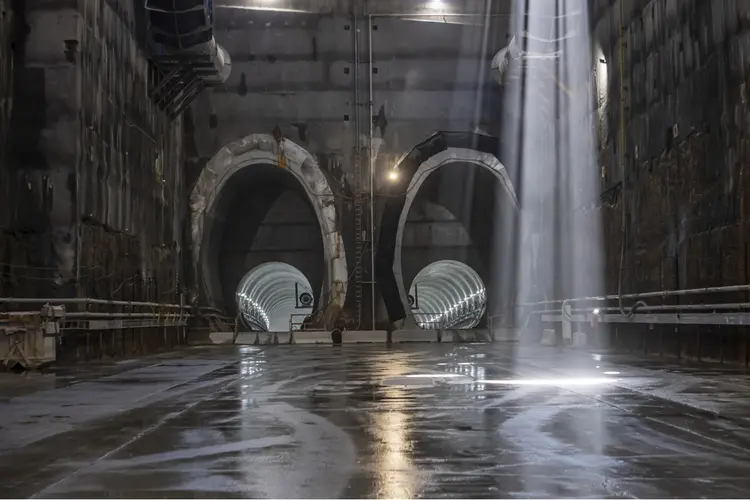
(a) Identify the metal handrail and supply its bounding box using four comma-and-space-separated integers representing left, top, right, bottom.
1, 309, 188, 329
490, 284, 750, 324
517, 284, 750, 307
490, 284, 750, 332
0, 297, 186, 309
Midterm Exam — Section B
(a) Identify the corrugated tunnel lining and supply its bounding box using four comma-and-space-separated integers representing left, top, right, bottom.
376, 131, 519, 324
410, 260, 486, 329
236, 262, 313, 332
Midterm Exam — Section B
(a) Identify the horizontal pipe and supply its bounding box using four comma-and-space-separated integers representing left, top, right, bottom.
62, 323, 187, 331
517, 284, 750, 307
64, 312, 185, 318
492, 300, 750, 332
214, 5, 319, 13
515, 301, 750, 321
0, 311, 41, 317
369, 12, 580, 19
199, 306, 225, 312
571, 303, 750, 314
0, 298, 185, 309
542, 312, 750, 327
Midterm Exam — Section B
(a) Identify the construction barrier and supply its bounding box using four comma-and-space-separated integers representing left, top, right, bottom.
392, 329, 439, 343
292, 331, 332, 344
439, 329, 492, 343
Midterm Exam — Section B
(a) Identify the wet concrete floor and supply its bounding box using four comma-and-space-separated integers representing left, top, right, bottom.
2, 343, 750, 498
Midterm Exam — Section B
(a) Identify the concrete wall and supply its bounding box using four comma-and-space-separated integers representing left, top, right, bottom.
77, 0, 184, 304
0, 0, 13, 239
0, 0, 183, 304
0, 0, 184, 360
1, 0, 84, 298
593, 0, 750, 362
186, 2, 510, 325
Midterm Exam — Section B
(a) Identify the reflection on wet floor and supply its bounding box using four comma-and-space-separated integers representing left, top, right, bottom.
1, 343, 750, 498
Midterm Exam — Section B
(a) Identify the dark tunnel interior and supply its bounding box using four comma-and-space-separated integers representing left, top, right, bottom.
401, 162, 499, 328
204, 164, 324, 321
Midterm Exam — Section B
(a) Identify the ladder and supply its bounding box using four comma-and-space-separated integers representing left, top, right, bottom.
352, 12, 365, 326
353, 169, 364, 324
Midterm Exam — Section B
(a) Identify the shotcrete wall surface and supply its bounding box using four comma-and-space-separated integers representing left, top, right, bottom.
1, 0, 185, 361
1, 0, 183, 305
0, 0, 12, 234
593, 0, 750, 362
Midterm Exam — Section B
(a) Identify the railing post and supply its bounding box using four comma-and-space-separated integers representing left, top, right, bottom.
561, 300, 573, 343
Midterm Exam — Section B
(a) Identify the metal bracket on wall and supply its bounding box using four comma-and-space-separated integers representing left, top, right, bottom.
149, 57, 210, 120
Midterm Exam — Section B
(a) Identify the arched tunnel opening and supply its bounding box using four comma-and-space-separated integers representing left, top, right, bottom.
202, 162, 324, 325
401, 160, 498, 303
409, 260, 487, 330
236, 262, 315, 332
376, 132, 519, 328
400, 162, 498, 328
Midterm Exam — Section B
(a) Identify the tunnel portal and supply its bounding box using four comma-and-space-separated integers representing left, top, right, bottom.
190, 135, 347, 327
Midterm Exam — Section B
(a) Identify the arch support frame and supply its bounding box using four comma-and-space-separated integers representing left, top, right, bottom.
376, 132, 519, 327
189, 134, 347, 327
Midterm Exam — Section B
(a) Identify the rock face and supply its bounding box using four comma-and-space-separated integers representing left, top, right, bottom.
593, 0, 750, 361
0, 0, 184, 359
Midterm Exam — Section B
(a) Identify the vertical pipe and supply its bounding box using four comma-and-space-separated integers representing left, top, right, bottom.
471, 0, 493, 128
353, 10, 362, 327
616, 0, 628, 315
368, 14, 376, 330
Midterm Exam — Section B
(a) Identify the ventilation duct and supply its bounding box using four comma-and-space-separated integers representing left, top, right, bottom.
144, 0, 232, 119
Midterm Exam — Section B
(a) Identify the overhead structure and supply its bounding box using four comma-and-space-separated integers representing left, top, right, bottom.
410, 261, 486, 330
236, 262, 314, 332
144, 0, 232, 119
